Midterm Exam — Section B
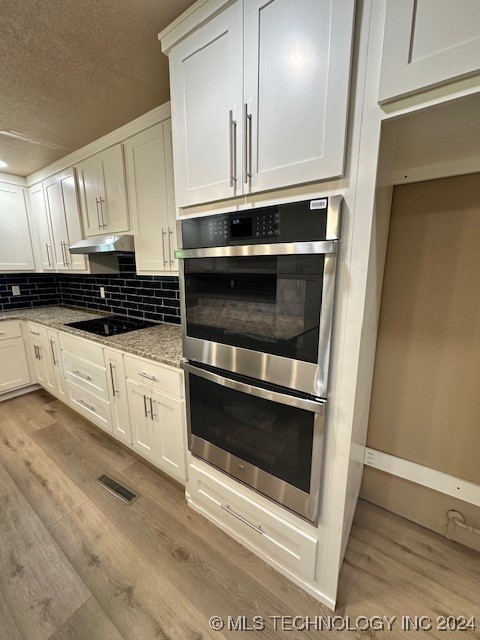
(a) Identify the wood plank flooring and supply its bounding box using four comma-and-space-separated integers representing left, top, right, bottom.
0, 389, 479, 639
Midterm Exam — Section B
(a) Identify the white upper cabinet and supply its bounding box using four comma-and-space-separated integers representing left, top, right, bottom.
42, 168, 87, 272
379, 0, 480, 103
164, 0, 355, 208
28, 183, 55, 271
76, 144, 130, 236
243, 0, 355, 193
124, 121, 178, 274
0, 183, 35, 272
169, 1, 244, 207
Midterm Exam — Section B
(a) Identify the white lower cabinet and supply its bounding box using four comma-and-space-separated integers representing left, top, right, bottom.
47, 329, 66, 401
127, 379, 157, 459
126, 367, 186, 482
188, 462, 318, 581
67, 380, 112, 433
104, 348, 132, 445
0, 329, 31, 393
4, 322, 187, 484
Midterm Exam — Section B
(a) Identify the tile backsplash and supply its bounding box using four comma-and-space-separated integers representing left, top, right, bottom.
0, 273, 60, 311
0, 256, 181, 324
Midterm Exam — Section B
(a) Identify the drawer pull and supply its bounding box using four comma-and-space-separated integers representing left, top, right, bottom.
31, 331, 40, 336
73, 370, 92, 381
143, 395, 151, 418
220, 504, 263, 535
78, 399, 95, 412
138, 372, 156, 381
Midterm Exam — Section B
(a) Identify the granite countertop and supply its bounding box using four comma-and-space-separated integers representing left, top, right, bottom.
0, 306, 183, 368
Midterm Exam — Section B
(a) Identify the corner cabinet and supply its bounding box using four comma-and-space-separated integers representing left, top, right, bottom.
76, 144, 130, 236
42, 168, 87, 272
379, 0, 480, 103
124, 120, 178, 274
164, 0, 355, 207
0, 182, 35, 272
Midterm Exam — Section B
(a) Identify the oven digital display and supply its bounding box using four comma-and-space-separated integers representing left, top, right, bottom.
230, 216, 253, 238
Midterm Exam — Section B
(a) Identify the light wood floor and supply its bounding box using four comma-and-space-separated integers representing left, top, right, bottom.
0, 390, 479, 639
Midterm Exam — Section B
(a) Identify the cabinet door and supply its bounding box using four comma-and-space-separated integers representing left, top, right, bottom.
43, 176, 69, 270
0, 338, 31, 393
76, 155, 103, 236
164, 119, 178, 273
0, 183, 35, 271
152, 389, 186, 481
169, 1, 243, 207
124, 124, 170, 273
105, 349, 132, 445
29, 338, 48, 387
97, 145, 130, 234
28, 184, 55, 271
47, 329, 66, 400
57, 168, 87, 272
126, 379, 158, 461
380, 0, 480, 103
243, 0, 355, 193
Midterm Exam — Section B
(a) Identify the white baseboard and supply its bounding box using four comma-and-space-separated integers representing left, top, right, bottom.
0, 384, 41, 403
365, 448, 480, 508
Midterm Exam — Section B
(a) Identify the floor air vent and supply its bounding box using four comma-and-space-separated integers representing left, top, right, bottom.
96, 474, 139, 505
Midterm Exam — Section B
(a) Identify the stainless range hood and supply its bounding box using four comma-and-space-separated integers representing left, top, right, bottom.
69, 234, 135, 255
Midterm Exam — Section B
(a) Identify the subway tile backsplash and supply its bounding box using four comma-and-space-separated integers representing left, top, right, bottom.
0, 256, 181, 324
0, 273, 60, 311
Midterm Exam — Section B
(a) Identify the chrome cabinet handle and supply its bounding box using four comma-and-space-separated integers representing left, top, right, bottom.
168, 228, 173, 266
161, 228, 167, 267
149, 397, 156, 420
100, 198, 107, 228
229, 110, 237, 188
243, 103, 252, 184
33, 345, 39, 359
31, 330, 40, 336
109, 362, 117, 396
50, 339, 57, 365
79, 399, 95, 412
220, 504, 263, 535
62, 241, 70, 267
143, 395, 150, 418
95, 197, 102, 230
138, 372, 156, 381
73, 370, 92, 381
45, 243, 53, 267
37, 346, 42, 360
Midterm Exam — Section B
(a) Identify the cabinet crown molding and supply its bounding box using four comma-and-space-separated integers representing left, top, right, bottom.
26, 102, 171, 188
159, 0, 234, 54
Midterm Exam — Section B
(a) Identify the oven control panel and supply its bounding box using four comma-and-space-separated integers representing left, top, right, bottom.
181, 197, 340, 248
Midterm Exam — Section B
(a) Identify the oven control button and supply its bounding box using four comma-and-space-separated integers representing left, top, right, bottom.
237, 464, 246, 473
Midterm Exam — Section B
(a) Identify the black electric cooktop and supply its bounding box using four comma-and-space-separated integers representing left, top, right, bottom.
65, 315, 155, 336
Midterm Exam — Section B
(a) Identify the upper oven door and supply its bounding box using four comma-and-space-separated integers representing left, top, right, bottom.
177, 241, 337, 397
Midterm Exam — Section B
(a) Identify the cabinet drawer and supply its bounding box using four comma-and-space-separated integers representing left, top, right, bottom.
63, 352, 108, 399
0, 320, 23, 341
27, 322, 48, 342
59, 331, 105, 366
188, 464, 317, 580
124, 354, 183, 398
67, 380, 112, 433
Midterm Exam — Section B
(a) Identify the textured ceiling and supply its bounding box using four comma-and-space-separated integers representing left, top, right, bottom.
0, 0, 196, 177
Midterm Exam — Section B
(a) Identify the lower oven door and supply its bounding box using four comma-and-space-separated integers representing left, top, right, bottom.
182, 362, 326, 523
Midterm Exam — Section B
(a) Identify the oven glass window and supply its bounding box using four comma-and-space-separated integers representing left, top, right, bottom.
189, 373, 314, 492
184, 255, 324, 363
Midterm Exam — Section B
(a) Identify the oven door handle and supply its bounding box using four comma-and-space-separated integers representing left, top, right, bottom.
174, 240, 337, 260
181, 362, 326, 414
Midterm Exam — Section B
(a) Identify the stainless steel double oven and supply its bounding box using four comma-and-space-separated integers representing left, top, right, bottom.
175, 196, 341, 522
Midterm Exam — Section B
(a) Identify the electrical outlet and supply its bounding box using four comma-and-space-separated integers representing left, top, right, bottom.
11, 285, 20, 296
99, 286, 106, 298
